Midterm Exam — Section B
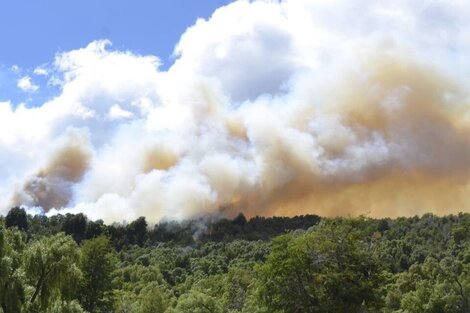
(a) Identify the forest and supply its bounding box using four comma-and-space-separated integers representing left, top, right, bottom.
1, 207, 469, 313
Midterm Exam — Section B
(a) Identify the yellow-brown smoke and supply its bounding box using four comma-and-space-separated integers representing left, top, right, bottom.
3, 0, 470, 223
221, 57, 469, 218
7, 55, 470, 223
35, 53, 470, 221
11, 129, 92, 210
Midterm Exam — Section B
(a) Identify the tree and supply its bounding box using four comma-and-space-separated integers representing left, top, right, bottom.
46, 300, 85, 313
5, 207, 28, 231
85, 219, 105, 239
255, 219, 385, 313
139, 283, 173, 313
0, 226, 26, 313
127, 217, 148, 246
386, 255, 470, 313
172, 290, 223, 313
79, 236, 117, 313
232, 213, 247, 226
23, 233, 82, 311
223, 267, 252, 311
62, 214, 87, 243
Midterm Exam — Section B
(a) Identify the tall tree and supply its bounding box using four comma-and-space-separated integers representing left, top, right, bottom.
255, 219, 385, 313
127, 217, 148, 246
0, 226, 26, 313
5, 207, 28, 231
62, 214, 87, 243
23, 233, 82, 311
79, 236, 117, 313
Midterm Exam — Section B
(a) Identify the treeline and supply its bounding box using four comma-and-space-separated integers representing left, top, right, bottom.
1, 208, 469, 312
3, 207, 321, 248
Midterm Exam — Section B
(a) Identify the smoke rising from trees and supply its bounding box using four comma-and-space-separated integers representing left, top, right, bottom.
1, 0, 469, 222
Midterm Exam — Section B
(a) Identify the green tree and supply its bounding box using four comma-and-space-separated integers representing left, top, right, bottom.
79, 236, 117, 313
46, 300, 85, 313
23, 233, 82, 312
172, 290, 223, 313
0, 226, 26, 313
386, 255, 470, 313
255, 219, 385, 313
223, 267, 252, 312
139, 283, 173, 313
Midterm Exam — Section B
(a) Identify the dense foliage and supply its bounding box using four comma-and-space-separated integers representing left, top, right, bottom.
1, 208, 469, 312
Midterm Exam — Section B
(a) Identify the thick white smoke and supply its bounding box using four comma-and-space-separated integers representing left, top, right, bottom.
1, 0, 469, 222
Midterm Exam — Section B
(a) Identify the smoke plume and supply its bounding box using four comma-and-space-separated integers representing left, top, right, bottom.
11, 128, 92, 210
0, 0, 469, 222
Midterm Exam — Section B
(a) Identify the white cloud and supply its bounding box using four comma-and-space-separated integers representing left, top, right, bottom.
33, 66, 48, 76
108, 104, 134, 120
17, 75, 40, 92
1, 0, 469, 222
10, 65, 20, 73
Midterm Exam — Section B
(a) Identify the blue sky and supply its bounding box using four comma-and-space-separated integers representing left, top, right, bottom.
0, 0, 233, 104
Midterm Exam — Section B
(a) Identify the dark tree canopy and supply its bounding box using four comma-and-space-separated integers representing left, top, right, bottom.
127, 216, 148, 246
231, 213, 247, 226
62, 213, 87, 243
5, 207, 28, 231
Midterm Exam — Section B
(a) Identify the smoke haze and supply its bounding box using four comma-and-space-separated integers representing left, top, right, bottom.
1, 0, 469, 222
